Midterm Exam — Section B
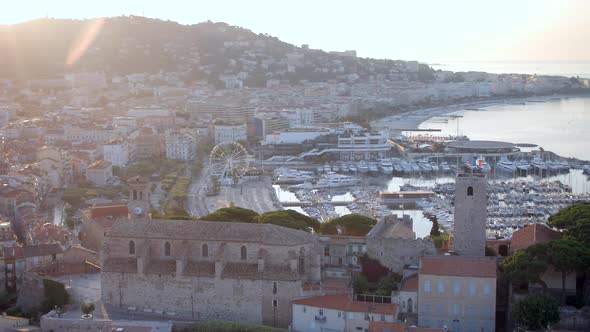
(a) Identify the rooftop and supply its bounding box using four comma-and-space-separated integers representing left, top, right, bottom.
445, 140, 515, 150
87, 160, 112, 169
420, 256, 497, 278
107, 219, 316, 246
510, 223, 560, 251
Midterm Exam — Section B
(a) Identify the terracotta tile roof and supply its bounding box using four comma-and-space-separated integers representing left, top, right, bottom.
90, 203, 128, 219
87, 160, 112, 169
400, 273, 418, 292
1, 243, 63, 259
108, 218, 317, 246
510, 223, 560, 251
369, 321, 407, 332
420, 256, 497, 278
292, 294, 398, 315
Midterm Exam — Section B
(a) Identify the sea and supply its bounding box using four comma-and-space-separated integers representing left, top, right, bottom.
430, 61, 590, 79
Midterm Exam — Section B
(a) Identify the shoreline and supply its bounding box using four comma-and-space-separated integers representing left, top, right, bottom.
370, 93, 590, 134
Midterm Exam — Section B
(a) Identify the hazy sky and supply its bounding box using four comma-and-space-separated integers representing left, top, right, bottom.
2, 0, 589, 62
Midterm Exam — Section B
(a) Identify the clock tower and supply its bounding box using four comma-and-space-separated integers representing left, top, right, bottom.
127, 175, 150, 220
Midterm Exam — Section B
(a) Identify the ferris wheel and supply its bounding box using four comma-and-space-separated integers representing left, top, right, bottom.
209, 141, 250, 183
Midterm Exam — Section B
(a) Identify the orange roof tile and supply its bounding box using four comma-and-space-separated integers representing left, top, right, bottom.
400, 274, 418, 292
292, 294, 398, 315
420, 256, 497, 278
369, 321, 407, 332
510, 223, 560, 251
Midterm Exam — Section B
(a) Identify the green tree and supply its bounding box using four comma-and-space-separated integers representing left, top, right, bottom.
499, 245, 549, 291
548, 202, 590, 247
255, 210, 320, 232
319, 214, 377, 236
200, 207, 260, 223
80, 302, 95, 316
545, 239, 590, 304
353, 275, 369, 294
375, 273, 402, 296
430, 216, 441, 237
512, 294, 560, 331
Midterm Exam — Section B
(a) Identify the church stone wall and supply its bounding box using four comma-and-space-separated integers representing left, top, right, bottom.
367, 238, 436, 272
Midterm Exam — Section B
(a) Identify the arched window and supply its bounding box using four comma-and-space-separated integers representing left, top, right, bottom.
202, 244, 208, 258
467, 186, 474, 196
133, 189, 137, 200
164, 242, 171, 256
129, 241, 135, 255
140, 191, 143, 200
241, 246, 247, 260
407, 298, 413, 313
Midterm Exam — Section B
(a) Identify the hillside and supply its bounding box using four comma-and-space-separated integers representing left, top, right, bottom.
0, 16, 433, 83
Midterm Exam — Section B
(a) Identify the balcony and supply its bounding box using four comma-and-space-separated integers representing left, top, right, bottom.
314, 315, 327, 322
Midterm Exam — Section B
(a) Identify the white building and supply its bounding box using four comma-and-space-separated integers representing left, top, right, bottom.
285, 109, 316, 127
103, 138, 134, 168
214, 123, 247, 144
165, 130, 197, 161
291, 294, 398, 332
86, 160, 113, 187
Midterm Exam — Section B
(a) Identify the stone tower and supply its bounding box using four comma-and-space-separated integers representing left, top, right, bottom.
453, 173, 487, 256
127, 175, 150, 219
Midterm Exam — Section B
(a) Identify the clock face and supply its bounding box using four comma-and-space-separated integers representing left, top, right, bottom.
133, 206, 143, 215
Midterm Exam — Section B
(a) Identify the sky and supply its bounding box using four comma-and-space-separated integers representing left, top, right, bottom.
2, 0, 589, 63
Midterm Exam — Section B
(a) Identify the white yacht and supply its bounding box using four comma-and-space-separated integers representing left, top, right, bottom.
358, 161, 369, 174
315, 172, 360, 188
349, 165, 358, 173
379, 159, 394, 175
368, 163, 379, 174
497, 157, 517, 172
275, 170, 316, 184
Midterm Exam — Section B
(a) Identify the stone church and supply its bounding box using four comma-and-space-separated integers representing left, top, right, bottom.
100, 218, 322, 327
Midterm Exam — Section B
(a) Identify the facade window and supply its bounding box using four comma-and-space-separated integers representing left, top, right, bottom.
453, 303, 461, 315
133, 189, 137, 200
319, 308, 324, 316
453, 281, 461, 295
272, 299, 277, 308
129, 241, 135, 255
272, 281, 277, 294
364, 313, 370, 321
164, 242, 171, 256
338, 311, 342, 318
200, 243, 208, 257
438, 280, 445, 293
380, 314, 386, 321
52, 254, 57, 262
467, 186, 474, 196
324, 246, 330, 257
303, 306, 306, 313
470, 282, 477, 296
348, 312, 354, 319
424, 279, 431, 293
241, 246, 247, 260
483, 283, 491, 295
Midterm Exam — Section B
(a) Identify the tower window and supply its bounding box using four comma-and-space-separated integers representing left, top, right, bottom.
202, 244, 208, 258
273, 281, 278, 294
467, 186, 474, 196
241, 246, 247, 260
133, 190, 137, 200
164, 242, 171, 256
129, 241, 135, 255
140, 191, 143, 200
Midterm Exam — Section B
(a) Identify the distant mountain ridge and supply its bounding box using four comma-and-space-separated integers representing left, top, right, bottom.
0, 16, 432, 83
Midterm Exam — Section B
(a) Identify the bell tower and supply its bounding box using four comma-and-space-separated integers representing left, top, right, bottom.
127, 175, 150, 220
453, 173, 487, 256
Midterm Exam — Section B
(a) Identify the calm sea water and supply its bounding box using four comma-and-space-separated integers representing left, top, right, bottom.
430, 61, 590, 79
419, 97, 590, 161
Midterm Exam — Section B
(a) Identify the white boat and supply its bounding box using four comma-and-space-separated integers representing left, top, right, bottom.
290, 182, 315, 190
358, 161, 369, 174
276, 171, 316, 184
430, 163, 439, 172
368, 163, 379, 174
323, 164, 332, 172
418, 160, 432, 172
332, 165, 340, 172
349, 165, 358, 173
515, 160, 531, 173
440, 162, 451, 172
315, 172, 360, 188
379, 160, 394, 175
497, 157, 516, 172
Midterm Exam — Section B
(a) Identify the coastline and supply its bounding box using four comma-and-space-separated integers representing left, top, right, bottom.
370, 93, 590, 134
